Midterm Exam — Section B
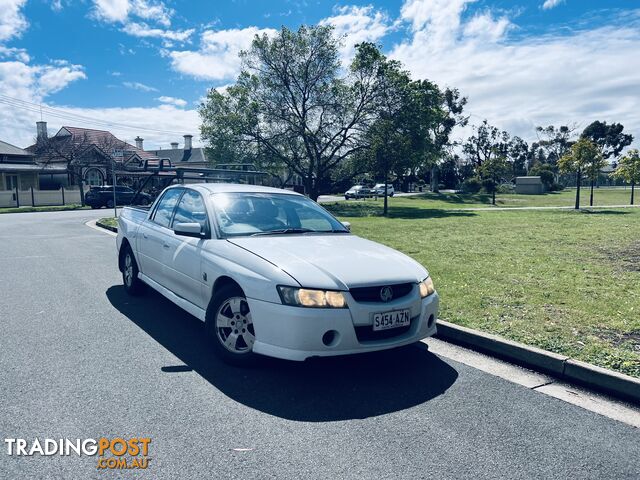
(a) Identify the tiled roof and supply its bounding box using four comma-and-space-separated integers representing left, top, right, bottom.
27, 126, 157, 161
148, 147, 209, 164
0, 140, 34, 157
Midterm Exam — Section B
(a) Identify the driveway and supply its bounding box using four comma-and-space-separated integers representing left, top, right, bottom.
0, 210, 638, 479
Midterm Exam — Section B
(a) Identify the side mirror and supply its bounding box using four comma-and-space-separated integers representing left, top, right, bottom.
341, 221, 351, 231
174, 222, 206, 238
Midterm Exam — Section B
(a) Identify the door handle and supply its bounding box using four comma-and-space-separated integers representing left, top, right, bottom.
142, 232, 148, 239
163, 243, 170, 249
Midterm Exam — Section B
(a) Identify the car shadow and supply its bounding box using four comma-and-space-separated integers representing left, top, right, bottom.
106, 285, 458, 422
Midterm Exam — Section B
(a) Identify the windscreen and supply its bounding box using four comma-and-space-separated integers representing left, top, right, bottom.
210, 193, 348, 237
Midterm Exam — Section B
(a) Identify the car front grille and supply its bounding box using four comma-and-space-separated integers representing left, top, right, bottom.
349, 282, 414, 303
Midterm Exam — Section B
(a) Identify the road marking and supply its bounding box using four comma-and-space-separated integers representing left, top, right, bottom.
423, 337, 640, 428
85, 219, 117, 236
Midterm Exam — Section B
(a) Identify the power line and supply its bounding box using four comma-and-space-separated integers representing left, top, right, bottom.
0, 94, 194, 137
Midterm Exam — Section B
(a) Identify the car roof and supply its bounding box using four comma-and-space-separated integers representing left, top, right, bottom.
170, 183, 303, 196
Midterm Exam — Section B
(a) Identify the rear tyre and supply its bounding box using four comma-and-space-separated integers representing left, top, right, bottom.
106, 199, 115, 208
122, 246, 144, 295
206, 284, 257, 366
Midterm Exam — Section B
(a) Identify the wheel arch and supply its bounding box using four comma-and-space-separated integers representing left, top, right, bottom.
211, 275, 243, 298
118, 238, 131, 272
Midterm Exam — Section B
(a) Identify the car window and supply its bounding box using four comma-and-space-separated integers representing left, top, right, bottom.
153, 188, 183, 228
172, 190, 208, 230
211, 192, 347, 237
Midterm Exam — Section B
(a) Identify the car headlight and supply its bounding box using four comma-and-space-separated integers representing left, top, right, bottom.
418, 277, 435, 298
277, 286, 347, 308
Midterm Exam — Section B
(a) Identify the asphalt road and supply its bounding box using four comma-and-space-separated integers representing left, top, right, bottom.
1, 210, 638, 479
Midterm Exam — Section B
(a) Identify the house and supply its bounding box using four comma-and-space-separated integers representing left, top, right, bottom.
0, 139, 39, 191
27, 122, 159, 190
0, 139, 67, 191
146, 135, 210, 169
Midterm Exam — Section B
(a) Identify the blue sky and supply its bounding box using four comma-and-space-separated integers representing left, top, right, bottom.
0, 0, 639, 150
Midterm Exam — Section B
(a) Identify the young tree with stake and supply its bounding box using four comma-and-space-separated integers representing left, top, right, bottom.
611, 149, 640, 205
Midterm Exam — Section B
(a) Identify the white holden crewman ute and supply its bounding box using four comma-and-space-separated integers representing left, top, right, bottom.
116, 183, 439, 365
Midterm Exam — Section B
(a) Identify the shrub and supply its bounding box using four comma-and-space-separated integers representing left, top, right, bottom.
538, 170, 555, 188
549, 183, 565, 192
481, 178, 498, 194
497, 183, 515, 194
461, 177, 482, 193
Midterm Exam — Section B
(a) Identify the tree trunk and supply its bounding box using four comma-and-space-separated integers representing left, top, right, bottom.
430, 165, 439, 193
575, 169, 581, 210
631, 181, 635, 205
492, 190, 496, 205
589, 179, 594, 207
383, 167, 389, 217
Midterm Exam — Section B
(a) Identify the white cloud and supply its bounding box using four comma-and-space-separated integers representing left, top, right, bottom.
0, 59, 87, 144
92, 0, 130, 23
92, 0, 174, 28
392, 1, 640, 148
319, 5, 392, 63
51, 0, 64, 12
169, 27, 277, 81
126, 22, 194, 42
0, 45, 30, 62
542, 0, 565, 10
0, 58, 198, 149
157, 95, 187, 107
123, 81, 158, 92
0, 0, 28, 42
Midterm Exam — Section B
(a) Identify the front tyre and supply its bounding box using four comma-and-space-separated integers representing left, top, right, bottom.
122, 247, 144, 295
206, 284, 257, 366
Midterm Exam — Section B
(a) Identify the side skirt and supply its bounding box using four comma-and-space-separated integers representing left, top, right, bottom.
139, 273, 206, 322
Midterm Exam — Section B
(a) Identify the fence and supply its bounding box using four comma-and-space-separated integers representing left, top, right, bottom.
0, 187, 84, 208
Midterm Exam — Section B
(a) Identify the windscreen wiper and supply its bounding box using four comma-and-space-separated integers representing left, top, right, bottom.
251, 228, 315, 236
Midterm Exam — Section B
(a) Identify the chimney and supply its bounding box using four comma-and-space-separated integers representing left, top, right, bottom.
36, 121, 48, 142
171, 142, 179, 149
135, 136, 144, 150
183, 134, 193, 150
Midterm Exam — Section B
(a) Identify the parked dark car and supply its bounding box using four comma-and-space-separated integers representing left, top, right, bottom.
85, 186, 151, 209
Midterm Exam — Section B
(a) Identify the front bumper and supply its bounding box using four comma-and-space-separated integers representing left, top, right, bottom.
247, 290, 439, 361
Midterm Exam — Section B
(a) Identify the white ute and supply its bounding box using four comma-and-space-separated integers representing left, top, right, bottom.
117, 183, 439, 365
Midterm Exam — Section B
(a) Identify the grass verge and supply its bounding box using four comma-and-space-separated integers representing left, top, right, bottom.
97, 217, 118, 229
0, 204, 88, 214
326, 202, 640, 377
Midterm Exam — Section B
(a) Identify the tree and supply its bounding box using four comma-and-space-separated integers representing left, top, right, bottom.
463, 120, 509, 170
535, 125, 577, 166
358, 45, 412, 216
34, 131, 121, 206
479, 156, 510, 205
559, 138, 603, 209
427, 87, 467, 192
581, 121, 633, 204
611, 149, 640, 205
581, 121, 633, 160
507, 136, 529, 178
199, 26, 386, 200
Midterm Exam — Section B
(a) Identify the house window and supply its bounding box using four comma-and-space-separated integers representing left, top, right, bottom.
6, 174, 19, 190
84, 168, 104, 186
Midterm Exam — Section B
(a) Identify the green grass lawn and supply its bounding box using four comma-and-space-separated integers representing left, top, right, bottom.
98, 217, 118, 229
326, 202, 640, 377
327, 187, 637, 215
0, 204, 88, 214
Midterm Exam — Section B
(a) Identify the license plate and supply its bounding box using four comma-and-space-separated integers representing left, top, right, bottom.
372, 309, 411, 331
